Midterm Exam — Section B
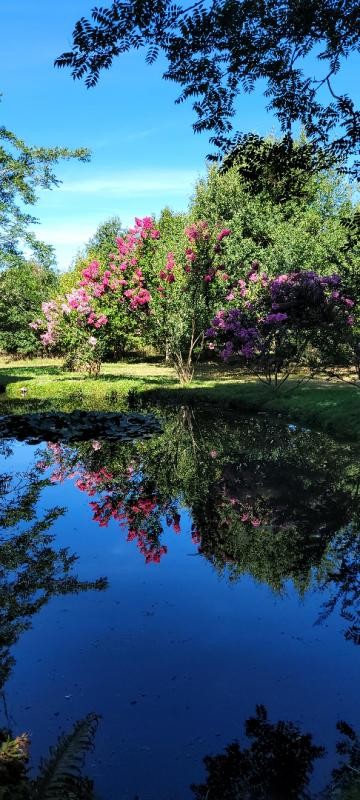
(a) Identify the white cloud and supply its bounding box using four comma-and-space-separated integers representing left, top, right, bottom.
58, 169, 202, 195
38, 225, 96, 246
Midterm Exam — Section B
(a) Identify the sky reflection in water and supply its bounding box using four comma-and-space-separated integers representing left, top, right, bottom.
0, 409, 359, 799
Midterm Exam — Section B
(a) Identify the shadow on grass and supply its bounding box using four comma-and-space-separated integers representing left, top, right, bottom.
53, 373, 177, 388
0, 374, 33, 390
140, 378, 360, 442
0, 365, 64, 377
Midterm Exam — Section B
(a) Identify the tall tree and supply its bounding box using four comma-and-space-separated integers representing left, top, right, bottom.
0, 260, 58, 356
0, 102, 90, 269
56, 0, 360, 175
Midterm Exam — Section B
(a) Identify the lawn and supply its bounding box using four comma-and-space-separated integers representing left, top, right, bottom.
0, 356, 359, 442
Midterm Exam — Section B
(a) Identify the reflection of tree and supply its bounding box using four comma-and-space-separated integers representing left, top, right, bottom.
0, 713, 99, 800
325, 721, 360, 800
191, 707, 360, 800
191, 704, 325, 800
40, 409, 360, 640
0, 451, 107, 691
1, 705, 359, 800
316, 526, 360, 646
40, 440, 181, 564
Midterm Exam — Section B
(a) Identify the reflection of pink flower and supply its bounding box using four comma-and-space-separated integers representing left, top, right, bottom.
251, 518, 261, 527
91, 440, 102, 450
192, 530, 201, 545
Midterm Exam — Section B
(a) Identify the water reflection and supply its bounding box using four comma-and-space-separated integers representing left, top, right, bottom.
39, 409, 360, 643
0, 440, 107, 692
1, 707, 359, 799
192, 709, 360, 800
1, 409, 359, 799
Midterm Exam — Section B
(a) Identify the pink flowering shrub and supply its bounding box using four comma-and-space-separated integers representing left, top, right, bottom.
118, 219, 232, 382
32, 216, 233, 381
31, 217, 161, 372
206, 263, 356, 387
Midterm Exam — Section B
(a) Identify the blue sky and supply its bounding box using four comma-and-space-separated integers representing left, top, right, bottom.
1, 0, 359, 270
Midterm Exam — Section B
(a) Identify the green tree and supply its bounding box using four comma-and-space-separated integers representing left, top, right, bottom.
0, 108, 89, 269
191, 162, 356, 279
56, 0, 360, 175
0, 260, 58, 356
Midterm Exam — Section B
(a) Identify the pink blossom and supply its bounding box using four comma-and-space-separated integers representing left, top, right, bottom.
93, 314, 108, 328
216, 228, 231, 241
185, 248, 196, 262
93, 285, 105, 298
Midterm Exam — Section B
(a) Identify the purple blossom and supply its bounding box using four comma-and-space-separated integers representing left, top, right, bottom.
263, 312, 288, 325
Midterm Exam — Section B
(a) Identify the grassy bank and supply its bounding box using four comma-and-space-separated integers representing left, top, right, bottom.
0, 357, 359, 442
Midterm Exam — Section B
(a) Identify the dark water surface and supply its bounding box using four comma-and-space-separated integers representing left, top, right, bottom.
0, 408, 359, 799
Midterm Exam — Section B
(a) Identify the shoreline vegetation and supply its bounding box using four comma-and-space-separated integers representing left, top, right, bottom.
0, 357, 359, 443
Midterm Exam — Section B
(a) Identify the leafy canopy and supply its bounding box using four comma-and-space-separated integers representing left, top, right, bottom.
0, 260, 58, 356
56, 0, 360, 175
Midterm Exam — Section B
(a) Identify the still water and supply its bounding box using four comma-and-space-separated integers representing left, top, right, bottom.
0, 408, 359, 799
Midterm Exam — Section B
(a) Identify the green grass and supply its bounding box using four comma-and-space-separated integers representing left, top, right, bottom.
0, 356, 359, 441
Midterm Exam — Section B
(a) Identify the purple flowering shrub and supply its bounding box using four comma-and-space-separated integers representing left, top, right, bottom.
206, 263, 355, 387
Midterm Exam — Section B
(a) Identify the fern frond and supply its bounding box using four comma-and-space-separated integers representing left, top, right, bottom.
32, 714, 100, 800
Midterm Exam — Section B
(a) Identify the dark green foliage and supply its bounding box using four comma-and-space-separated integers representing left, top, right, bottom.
191, 704, 325, 799
220, 133, 331, 204
56, 1, 360, 175
0, 261, 58, 356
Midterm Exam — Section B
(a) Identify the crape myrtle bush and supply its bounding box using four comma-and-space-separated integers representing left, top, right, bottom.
206, 262, 356, 386
32, 215, 234, 381
33, 210, 358, 383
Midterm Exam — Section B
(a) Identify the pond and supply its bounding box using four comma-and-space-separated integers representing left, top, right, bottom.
0, 407, 359, 799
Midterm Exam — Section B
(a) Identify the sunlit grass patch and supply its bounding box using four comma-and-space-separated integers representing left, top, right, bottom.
0, 357, 359, 441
